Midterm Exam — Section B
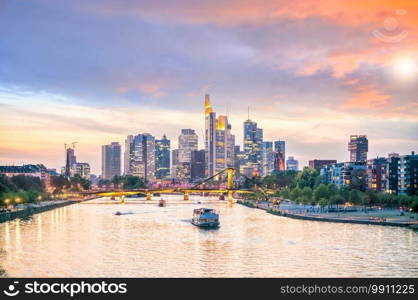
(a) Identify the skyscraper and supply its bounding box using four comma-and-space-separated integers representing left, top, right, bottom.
124, 135, 133, 175
171, 149, 179, 179
204, 94, 235, 178
262, 141, 275, 176
242, 119, 263, 177
125, 133, 155, 181
178, 129, 198, 163
274, 141, 285, 171
155, 134, 171, 179
348, 135, 368, 162
205, 94, 216, 177
65, 147, 76, 178
191, 150, 206, 180
101, 142, 121, 180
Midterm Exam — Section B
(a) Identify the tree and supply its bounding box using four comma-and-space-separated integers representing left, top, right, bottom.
330, 194, 345, 208
10, 175, 44, 192
280, 188, 290, 199
123, 175, 147, 190
318, 198, 329, 211
98, 179, 111, 188
349, 169, 367, 192
296, 167, 319, 189
290, 186, 302, 201
349, 189, 361, 205
313, 184, 329, 202
339, 186, 351, 202
51, 175, 71, 190
302, 186, 313, 204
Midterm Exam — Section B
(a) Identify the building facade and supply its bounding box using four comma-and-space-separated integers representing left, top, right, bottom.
242, 119, 263, 177
367, 157, 387, 192
309, 160, 337, 170
286, 156, 299, 171
155, 134, 171, 179
398, 151, 418, 195
348, 135, 368, 162
101, 142, 121, 180
274, 141, 286, 171
191, 150, 206, 180
125, 133, 155, 181
262, 141, 275, 176
205, 94, 217, 177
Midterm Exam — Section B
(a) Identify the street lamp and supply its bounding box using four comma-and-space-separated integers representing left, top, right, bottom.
4, 198, 10, 207
15, 197, 21, 204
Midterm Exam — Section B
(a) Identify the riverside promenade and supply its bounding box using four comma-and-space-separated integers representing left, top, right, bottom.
0, 196, 98, 223
238, 199, 418, 229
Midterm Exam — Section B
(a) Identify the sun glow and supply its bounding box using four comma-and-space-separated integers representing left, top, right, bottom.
393, 58, 417, 78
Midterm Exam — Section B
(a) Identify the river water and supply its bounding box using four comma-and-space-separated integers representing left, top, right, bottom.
1, 196, 417, 277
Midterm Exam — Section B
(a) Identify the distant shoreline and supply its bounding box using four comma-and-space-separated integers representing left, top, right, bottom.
237, 200, 418, 229
0, 197, 97, 223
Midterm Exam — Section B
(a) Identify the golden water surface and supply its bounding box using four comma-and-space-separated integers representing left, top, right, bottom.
1, 196, 417, 277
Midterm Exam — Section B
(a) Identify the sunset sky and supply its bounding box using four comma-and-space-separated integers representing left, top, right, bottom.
1, 0, 417, 174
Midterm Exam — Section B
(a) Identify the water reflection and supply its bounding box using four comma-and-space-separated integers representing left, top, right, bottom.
0, 196, 417, 277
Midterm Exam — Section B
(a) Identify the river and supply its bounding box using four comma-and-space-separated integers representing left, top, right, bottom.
1, 196, 417, 277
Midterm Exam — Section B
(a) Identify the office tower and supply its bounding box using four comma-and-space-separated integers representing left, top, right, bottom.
274, 141, 286, 158
309, 159, 337, 170
274, 141, 285, 171
242, 118, 263, 177
191, 150, 206, 180
226, 123, 235, 168
286, 156, 299, 171
262, 141, 275, 177
367, 157, 387, 192
171, 149, 179, 178
124, 135, 134, 175
178, 129, 198, 163
155, 134, 171, 179
126, 133, 155, 181
205, 94, 217, 177
348, 135, 368, 162
101, 142, 121, 180
398, 151, 418, 195
65, 147, 77, 178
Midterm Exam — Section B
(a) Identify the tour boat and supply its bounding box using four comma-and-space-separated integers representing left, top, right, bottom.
192, 208, 220, 228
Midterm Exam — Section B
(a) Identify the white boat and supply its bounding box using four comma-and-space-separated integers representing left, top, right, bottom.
192, 208, 220, 228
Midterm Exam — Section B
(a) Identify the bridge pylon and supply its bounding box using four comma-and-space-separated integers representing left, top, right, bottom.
183, 191, 189, 201
226, 167, 235, 190
146, 191, 151, 200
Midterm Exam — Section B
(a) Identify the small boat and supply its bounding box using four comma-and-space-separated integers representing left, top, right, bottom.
192, 208, 220, 228
158, 199, 166, 207
114, 211, 134, 216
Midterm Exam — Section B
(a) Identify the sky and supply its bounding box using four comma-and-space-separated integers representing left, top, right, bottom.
0, 0, 417, 174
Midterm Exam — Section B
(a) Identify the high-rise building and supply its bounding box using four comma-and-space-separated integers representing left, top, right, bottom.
286, 156, 299, 171
101, 142, 121, 180
309, 159, 337, 170
191, 150, 206, 180
242, 119, 263, 177
65, 147, 77, 178
155, 134, 171, 179
178, 129, 198, 163
274, 141, 285, 171
205, 94, 217, 177
171, 149, 180, 178
348, 135, 368, 162
124, 135, 134, 175
262, 141, 275, 177
125, 133, 155, 181
204, 95, 235, 178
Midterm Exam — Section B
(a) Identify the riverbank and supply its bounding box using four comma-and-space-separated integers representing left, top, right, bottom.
238, 200, 418, 229
0, 196, 98, 223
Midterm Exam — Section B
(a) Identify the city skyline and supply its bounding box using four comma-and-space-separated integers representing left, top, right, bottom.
1, 0, 418, 174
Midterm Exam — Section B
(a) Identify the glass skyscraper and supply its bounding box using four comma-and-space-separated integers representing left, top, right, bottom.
155, 134, 170, 179
101, 142, 121, 180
